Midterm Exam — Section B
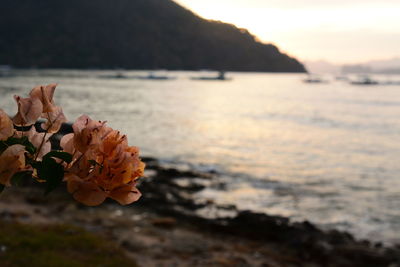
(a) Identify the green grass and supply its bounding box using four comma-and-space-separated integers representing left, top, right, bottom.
0, 222, 137, 267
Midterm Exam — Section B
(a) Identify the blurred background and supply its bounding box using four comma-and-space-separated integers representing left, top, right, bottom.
1, 0, 400, 266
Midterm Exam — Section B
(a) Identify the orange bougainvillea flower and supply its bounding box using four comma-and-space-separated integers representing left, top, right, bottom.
61, 115, 145, 206
108, 183, 142, 205
0, 144, 26, 186
13, 95, 43, 126
71, 115, 108, 154
0, 109, 14, 141
65, 174, 108, 206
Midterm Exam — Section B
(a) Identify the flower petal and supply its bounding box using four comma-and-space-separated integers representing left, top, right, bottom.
41, 106, 67, 133
13, 95, 43, 126
0, 109, 14, 141
60, 133, 75, 153
109, 183, 141, 205
0, 144, 26, 186
29, 84, 57, 113
65, 174, 107, 206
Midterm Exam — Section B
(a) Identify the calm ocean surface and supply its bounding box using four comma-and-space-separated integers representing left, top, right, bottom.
1, 70, 400, 243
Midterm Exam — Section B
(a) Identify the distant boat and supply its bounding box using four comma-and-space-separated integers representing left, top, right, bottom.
335, 75, 348, 81
98, 72, 176, 80
191, 71, 232, 81
302, 75, 328, 83
350, 76, 379, 85
137, 72, 176, 80
98, 72, 129, 79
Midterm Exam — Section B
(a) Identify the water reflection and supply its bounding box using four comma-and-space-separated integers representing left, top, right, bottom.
1, 70, 400, 243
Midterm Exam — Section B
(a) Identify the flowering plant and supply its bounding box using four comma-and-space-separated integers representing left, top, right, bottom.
0, 84, 145, 206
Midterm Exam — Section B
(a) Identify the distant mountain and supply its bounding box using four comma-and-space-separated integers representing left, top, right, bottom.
0, 0, 305, 72
303, 60, 340, 74
342, 58, 400, 74
341, 64, 372, 74
304, 57, 400, 74
365, 57, 400, 71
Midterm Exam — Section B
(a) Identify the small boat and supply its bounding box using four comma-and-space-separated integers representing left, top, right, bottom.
335, 75, 348, 81
98, 72, 129, 79
350, 76, 379, 85
302, 75, 328, 83
191, 71, 232, 81
137, 73, 176, 80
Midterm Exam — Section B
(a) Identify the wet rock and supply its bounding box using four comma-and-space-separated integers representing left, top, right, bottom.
121, 239, 145, 252
46, 126, 400, 267
151, 217, 177, 229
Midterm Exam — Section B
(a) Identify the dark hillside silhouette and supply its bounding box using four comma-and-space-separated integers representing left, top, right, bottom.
0, 0, 306, 72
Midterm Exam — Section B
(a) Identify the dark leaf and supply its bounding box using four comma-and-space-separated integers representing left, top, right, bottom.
0, 184, 4, 194
0, 141, 7, 154
88, 160, 98, 166
44, 151, 72, 163
5, 137, 24, 146
30, 161, 41, 169
0, 136, 36, 155
10, 171, 33, 186
23, 141, 37, 155
35, 158, 65, 195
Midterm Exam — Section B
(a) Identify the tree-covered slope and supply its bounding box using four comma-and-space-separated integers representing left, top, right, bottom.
0, 0, 306, 72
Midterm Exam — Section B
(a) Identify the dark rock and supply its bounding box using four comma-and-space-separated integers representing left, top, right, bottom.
43, 127, 400, 266
151, 217, 177, 229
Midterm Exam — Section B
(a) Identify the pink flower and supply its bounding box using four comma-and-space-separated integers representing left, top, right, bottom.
60, 133, 77, 154
41, 105, 67, 133
14, 84, 67, 133
29, 84, 57, 113
13, 95, 43, 126
0, 109, 14, 141
0, 144, 26, 186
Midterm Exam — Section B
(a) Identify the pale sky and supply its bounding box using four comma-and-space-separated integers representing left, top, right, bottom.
174, 0, 400, 64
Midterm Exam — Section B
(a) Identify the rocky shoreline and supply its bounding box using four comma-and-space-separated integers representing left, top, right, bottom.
2, 122, 398, 266
137, 156, 400, 266
0, 155, 399, 266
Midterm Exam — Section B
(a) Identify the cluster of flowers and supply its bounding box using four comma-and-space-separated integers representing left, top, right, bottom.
0, 84, 145, 206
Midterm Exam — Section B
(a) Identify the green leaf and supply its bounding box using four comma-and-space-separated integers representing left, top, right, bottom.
23, 141, 37, 155
0, 136, 37, 155
35, 158, 65, 195
10, 171, 33, 186
44, 151, 72, 163
0, 140, 9, 154
5, 137, 25, 146
0, 184, 5, 194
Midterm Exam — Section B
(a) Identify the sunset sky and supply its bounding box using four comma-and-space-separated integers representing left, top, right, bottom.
174, 0, 400, 64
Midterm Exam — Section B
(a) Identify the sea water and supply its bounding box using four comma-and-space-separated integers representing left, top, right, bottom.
1, 69, 400, 243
